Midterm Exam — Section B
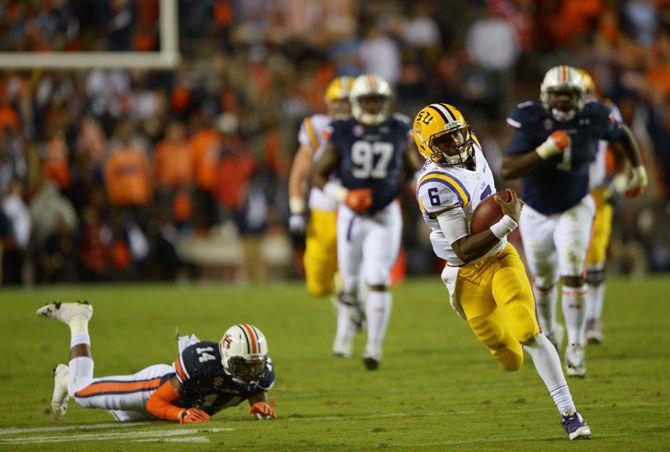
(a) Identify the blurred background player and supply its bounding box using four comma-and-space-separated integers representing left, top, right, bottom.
37, 301, 276, 423
288, 76, 353, 297
578, 69, 637, 345
501, 65, 647, 377
413, 102, 591, 440
313, 74, 421, 368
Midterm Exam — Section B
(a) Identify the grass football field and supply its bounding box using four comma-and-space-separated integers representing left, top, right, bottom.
1, 276, 669, 451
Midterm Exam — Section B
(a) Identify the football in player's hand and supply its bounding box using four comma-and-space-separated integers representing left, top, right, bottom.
470, 191, 512, 235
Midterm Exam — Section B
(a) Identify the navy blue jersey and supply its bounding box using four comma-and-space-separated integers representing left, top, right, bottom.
173, 341, 274, 416
505, 100, 623, 214
328, 114, 411, 213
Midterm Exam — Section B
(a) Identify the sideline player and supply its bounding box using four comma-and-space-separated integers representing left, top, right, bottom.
501, 65, 647, 377
37, 301, 276, 422
288, 76, 353, 298
578, 69, 635, 344
312, 74, 422, 368
413, 102, 591, 440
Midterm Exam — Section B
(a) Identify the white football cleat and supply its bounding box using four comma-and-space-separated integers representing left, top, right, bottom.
565, 344, 586, 378
332, 335, 354, 358
51, 364, 70, 420
37, 301, 93, 324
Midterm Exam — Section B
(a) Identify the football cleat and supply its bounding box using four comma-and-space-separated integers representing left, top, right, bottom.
561, 410, 592, 440
37, 301, 93, 324
362, 354, 380, 370
585, 319, 604, 344
51, 364, 70, 420
565, 344, 586, 377
332, 336, 354, 359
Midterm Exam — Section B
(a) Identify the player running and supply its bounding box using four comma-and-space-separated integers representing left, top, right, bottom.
413, 102, 591, 440
37, 301, 276, 423
312, 74, 422, 368
501, 65, 647, 377
579, 69, 639, 344
288, 76, 353, 298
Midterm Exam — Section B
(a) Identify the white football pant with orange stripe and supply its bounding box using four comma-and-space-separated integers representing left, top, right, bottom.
69, 357, 173, 422
519, 194, 595, 351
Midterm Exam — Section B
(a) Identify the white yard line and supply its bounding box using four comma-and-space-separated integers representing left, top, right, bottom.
133, 435, 211, 443
0, 427, 233, 445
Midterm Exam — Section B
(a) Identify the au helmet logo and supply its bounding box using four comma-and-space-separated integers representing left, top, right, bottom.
223, 334, 233, 349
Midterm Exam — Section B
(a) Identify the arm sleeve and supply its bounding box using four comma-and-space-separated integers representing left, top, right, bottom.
598, 102, 624, 141
145, 380, 184, 421
436, 207, 470, 245
504, 104, 541, 155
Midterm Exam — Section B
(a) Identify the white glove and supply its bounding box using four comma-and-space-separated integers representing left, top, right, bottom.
289, 214, 306, 234
624, 166, 648, 197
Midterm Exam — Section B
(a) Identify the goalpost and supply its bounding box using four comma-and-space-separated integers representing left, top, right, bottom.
0, 0, 180, 69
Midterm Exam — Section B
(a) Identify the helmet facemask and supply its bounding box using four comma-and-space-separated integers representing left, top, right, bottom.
541, 86, 584, 122
226, 355, 268, 384
352, 94, 390, 126
428, 123, 474, 167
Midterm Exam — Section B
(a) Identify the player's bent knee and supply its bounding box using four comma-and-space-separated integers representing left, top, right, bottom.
468, 314, 504, 347
506, 304, 540, 344
492, 347, 524, 372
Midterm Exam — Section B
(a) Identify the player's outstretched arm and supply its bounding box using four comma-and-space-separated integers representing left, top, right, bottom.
609, 124, 648, 197
248, 392, 276, 420
312, 143, 339, 191
145, 376, 210, 423
501, 131, 570, 180
288, 144, 314, 213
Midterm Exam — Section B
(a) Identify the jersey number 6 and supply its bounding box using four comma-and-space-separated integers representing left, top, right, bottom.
351, 141, 394, 179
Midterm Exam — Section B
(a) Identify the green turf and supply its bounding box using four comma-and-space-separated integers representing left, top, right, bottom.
1, 277, 669, 450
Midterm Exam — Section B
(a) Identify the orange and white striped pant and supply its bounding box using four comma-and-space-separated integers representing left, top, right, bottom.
69, 357, 173, 422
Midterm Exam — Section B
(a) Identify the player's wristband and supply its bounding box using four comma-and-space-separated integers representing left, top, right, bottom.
323, 182, 348, 203
289, 196, 306, 215
535, 140, 560, 160
490, 215, 518, 240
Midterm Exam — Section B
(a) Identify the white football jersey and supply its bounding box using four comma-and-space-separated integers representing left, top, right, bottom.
416, 142, 505, 266
589, 101, 622, 189
298, 113, 338, 211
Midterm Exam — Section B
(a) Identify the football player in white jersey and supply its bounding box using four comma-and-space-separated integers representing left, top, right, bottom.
579, 69, 634, 344
288, 76, 353, 298
413, 102, 591, 440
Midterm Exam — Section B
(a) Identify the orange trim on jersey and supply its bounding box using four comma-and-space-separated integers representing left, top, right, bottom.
174, 356, 187, 381
75, 377, 163, 398
241, 323, 258, 354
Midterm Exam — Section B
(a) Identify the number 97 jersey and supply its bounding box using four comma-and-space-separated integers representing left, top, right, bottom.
327, 114, 411, 213
416, 141, 504, 266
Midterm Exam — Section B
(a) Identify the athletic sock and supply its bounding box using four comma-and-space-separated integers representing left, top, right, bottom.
533, 284, 558, 334
562, 285, 588, 346
365, 290, 392, 357
69, 315, 89, 336
67, 356, 94, 397
586, 264, 605, 322
523, 334, 576, 414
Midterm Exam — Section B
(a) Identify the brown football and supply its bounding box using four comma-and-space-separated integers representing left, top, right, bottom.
470, 190, 513, 234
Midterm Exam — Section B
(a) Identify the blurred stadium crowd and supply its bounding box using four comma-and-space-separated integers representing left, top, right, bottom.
1, 0, 670, 285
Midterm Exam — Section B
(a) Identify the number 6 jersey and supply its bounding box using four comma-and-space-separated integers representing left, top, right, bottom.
416, 141, 503, 266
327, 114, 411, 214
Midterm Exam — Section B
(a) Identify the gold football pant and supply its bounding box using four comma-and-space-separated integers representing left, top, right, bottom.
456, 243, 540, 371
587, 187, 613, 267
304, 209, 338, 297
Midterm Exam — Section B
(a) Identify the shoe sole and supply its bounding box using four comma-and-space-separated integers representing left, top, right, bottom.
569, 426, 592, 440
37, 301, 93, 323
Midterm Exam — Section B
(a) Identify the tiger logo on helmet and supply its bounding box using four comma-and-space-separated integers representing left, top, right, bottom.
413, 103, 474, 167
325, 76, 354, 119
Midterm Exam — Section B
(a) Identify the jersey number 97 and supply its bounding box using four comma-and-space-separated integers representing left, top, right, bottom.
351, 140, 393, 179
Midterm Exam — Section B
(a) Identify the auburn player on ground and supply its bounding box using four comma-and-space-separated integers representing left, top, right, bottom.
288, 76, 353, 298
37, 301, 276, 423
501, 65, 646, 377
413, 102, 591, 440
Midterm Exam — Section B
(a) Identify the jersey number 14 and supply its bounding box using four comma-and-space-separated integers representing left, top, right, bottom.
351, 141, 393, 179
